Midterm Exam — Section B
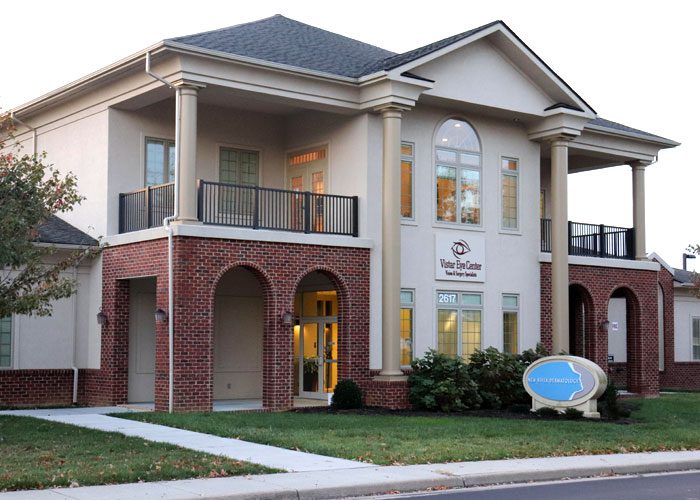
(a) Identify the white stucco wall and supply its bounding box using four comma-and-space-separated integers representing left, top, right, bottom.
674, 288, 700, 362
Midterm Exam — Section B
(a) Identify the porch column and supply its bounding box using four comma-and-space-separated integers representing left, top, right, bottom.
550, 137, 572, 354
630, 160, 650, 260
176, 85, 200, 223
379, 106, 405, 377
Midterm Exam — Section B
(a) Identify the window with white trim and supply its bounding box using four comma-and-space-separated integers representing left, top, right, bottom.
145, 137, 175, 186
401, 143, 414, 219
693, 317, 700, 361
435, 119, 481, 225
503, 294, 519, 354
501, 158, 519, 230
400, 290, 414, 366
0, 316, 12, 368
436, 291, 482, 361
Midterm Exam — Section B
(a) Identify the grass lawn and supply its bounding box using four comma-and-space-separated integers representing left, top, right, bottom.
0, 416, 273, 492
119, 394, 700, 465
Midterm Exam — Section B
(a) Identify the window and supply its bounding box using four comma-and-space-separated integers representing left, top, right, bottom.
145, 138, 175, 186
435, 119, 481, 225
693, 318, 700, 361
540, 190, 546, 219
436, 291, 482, 361
0, 316, 11, 368
400, 290, 414, 366
219, 147, 260, 215
503, 294, 519, 354
401, 143, 414, 219
501, 158, 519, 230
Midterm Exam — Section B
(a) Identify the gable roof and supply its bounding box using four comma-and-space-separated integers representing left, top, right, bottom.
674, 267, 698, 285
36, 215, 98, 247
587, 117, 678, 145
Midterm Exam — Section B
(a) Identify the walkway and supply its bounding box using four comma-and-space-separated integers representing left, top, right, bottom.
0, 406, 372, 473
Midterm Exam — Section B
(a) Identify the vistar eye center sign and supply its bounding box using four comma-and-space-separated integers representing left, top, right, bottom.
523, 355, 607, 418
435, 234, 485, 282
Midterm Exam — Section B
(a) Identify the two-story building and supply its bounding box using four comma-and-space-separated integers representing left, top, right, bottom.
1, 16, 683, 411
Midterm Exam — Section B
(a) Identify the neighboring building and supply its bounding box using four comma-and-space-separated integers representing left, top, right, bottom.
1, 16, 684, 411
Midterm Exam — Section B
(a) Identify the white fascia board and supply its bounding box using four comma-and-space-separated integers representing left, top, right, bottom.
584, 123, 680, 148
539, 252, 660, 271
9, 42, 167, 118
382, 23, 595, 117
527, 113, 591, 141
649, 252, 676, 276
358, 77, 431, 110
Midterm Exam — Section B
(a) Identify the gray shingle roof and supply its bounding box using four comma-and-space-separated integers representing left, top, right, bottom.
588, 117, 676, 143
36, 215, 98, 247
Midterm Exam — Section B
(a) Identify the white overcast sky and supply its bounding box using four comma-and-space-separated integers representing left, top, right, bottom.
2, 0, 696, 270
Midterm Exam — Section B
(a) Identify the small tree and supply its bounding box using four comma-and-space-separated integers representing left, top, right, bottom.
0, 114, 100, 317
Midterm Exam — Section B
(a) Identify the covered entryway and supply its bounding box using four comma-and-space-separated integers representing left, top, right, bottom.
569, 284, 596, 359
128, 277, 156, 403
213, 267, 264, 401
293, 272, 339, 401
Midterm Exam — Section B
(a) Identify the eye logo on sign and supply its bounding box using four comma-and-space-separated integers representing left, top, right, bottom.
451, 240, 471, 259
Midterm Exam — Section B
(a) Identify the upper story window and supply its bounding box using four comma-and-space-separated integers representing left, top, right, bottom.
145, 138, 175, 186
0, 316, 12, 368
435, 119, 481, 225
401, 143, 414, 219
220, 147, 259, 186
501, 158, 519, 230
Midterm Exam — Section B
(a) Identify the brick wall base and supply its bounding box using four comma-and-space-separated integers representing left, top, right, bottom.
661, 363, 700, 390
364, 371, 411, 409
0, 369, 99, 407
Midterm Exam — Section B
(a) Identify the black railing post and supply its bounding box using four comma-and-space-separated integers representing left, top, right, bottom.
145, 185, 152, 228
599, 224, 606, 258
119, 193, 125, 233
303, 191, 311, 233
352, 196, 359, 237
253, 186, 260, 229
197, 180, 203, 222
628, 228, 635, 260
567, 221, 573, 255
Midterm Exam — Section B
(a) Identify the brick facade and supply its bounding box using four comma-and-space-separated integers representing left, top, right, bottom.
98, 236, 374, 412
540, 262, 660, 395
0, 369, 100, 407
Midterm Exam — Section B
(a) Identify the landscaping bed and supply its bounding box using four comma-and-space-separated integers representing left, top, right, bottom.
0, 415, 273, 492
119, 393, 700, 465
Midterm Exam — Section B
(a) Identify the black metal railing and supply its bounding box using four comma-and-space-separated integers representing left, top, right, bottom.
541, 219, 634, 260
197, 180, 358, 236
118, 183, 174, 233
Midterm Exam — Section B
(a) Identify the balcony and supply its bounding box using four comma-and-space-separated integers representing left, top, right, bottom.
541, 219, 635, 260
119, 181, 359, 237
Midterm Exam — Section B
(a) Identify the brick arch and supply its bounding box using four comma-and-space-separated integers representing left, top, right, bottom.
291, 266, 358, 387
568, 283, 601, 365
209, 262, 277, 408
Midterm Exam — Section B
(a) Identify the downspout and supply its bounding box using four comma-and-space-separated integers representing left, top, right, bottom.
146, 52, 180, 414
71, 267, 79, 404
9, 112, 37, 156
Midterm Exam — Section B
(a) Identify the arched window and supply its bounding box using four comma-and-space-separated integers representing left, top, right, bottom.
434, 119, 481, 224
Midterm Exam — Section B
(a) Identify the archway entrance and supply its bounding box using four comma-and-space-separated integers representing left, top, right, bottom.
293, 272, 339, 400
568, 284, 595, 359
213, 267, 264, 402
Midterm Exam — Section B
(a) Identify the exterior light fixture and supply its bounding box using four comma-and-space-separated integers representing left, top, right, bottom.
281, 311, 293, 326
155, 308, 167, 323
683, 253, 696, 271
600, 319, 611, 331
96, 309, 108, 326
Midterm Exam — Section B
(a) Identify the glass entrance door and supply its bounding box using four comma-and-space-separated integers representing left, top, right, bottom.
298, 319, 338, 399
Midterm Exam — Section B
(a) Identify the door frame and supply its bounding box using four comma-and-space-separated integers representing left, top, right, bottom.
297, 315, 338, 399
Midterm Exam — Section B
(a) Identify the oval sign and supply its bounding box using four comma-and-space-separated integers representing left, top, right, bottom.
523, 355, 607, 407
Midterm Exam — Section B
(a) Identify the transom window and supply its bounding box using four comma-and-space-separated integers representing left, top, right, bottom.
435, 119, 481, 225
145, 138, 175, 186
0, 316, 12, 368
436, 291, 482, 361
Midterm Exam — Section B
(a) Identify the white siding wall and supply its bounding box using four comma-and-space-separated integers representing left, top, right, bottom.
674, 289, 700, 362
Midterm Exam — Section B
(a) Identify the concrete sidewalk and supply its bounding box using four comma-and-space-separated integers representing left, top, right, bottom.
1, 450, 700, 499
0, 407, 372, 472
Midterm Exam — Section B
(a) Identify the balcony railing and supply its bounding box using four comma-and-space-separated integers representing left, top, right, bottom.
119, 183, 174, 233
541, 219, 635, 260
118, 180, 358, 237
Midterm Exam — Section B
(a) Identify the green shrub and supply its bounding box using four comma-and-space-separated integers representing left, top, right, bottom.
599, 379, 631, 419
563, 407, 584, 420
331, 379, 363, 409
467, 346, 546, 409
408, 350, 481, 412
535, 406, 560, 418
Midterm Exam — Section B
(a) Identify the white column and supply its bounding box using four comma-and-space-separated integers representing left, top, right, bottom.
176, 86, 199, 223
379, 107, 404, 378
630, 161, 649, 260
550, 138, 571, 354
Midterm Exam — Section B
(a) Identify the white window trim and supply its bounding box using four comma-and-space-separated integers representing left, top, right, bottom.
691, 316, 700, 362
216, 143, 264, 186
499, 156, 521, 234
144, 136, 176, 187
433, 117, 483, 229
400, 288, 415, 367
401, 141, 415, 221
284, 142, 331, 190
435, 290, 483, 359
502, 293, 520, 354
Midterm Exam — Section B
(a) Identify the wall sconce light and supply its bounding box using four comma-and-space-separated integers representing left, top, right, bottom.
280, 311, 293, 326
154, 308, 167, 323
600, 319, 610, 331
96, 309, 108, 326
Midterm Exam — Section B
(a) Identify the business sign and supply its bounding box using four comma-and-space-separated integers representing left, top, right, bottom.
435, 233, 485, 282
523, 355, 607, 409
